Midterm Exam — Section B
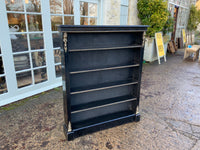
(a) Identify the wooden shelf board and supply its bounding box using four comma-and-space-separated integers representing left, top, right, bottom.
70, 64, 140, 74
72, 111, 135, 130
71, 95, 137, 114
70, 79, 138, 95
69, 45, 143, 52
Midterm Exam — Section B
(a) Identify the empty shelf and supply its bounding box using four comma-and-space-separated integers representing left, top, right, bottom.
70, 64, 140, 74
70, 80, 138, 95
72, 111, 135, 130
69, 45, 143, 52
71, 95, 137, 114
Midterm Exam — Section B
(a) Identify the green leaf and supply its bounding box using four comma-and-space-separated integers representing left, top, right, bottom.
137, 0, 170, 37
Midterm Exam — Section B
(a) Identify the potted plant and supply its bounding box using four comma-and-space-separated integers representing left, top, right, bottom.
137, 0, 172, 62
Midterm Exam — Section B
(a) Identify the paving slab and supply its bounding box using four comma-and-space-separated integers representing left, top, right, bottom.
191, 140, 200, 150
0, 50, 200, 150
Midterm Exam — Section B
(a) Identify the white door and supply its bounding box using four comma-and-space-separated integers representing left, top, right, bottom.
0, 0, 101, 106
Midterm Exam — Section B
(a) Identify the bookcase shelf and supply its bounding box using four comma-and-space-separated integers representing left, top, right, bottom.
69, 45, 143, 52
59, 25, 148, 141
72, 111, 136, 130
71, 95, 137, 114
70, 79, 138, 95
70, 64, 140, 74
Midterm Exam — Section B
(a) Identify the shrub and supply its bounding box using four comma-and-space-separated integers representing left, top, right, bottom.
162, 16, 174, 36
187, 4, 200, 31
137, 0, 170, 37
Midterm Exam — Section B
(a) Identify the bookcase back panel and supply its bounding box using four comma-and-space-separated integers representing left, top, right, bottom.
71, 84, 138, 106
68, 48, 141, 71
70, 67, 139, 88
68, 32, 143, 50
71, 101, 137, 123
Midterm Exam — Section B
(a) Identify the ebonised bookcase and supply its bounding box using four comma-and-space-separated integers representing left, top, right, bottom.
59, 25, 148, 140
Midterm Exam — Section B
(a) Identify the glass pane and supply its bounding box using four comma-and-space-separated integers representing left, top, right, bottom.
89, 3, 97, 17
8, 14, 26, 32
31, 51, 46, 68
80, 17, 88, 25
0, 77, 7, 94
50, 0, 62, 14
0, 56, 4, 74
16, 71, 32, 88
14, 53, 30, 71
30, 33, 44, 50
10, 34, 28, 52
34, 68, 47, 84
51, 16, 62, 31
25, 0, 41, 12
64, 16, 74, 25
6, 0, 24, 11
63, 0, 74, 14
80, 2, 88, 16
54, 49, 61, 63
90, 18, 97, 25
27, 15, 43, 31
52, 33, 60, 48
55, 65, 62, 77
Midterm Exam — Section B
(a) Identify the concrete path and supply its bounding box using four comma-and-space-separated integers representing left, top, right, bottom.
0, 50, 200, 150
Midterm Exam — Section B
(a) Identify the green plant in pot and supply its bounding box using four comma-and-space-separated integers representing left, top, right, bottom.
137, 0, 169, 37
137, 0, 172, 62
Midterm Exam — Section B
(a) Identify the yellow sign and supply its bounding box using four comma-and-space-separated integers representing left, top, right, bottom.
182, 29, 186, 43
155, 33, 165, 57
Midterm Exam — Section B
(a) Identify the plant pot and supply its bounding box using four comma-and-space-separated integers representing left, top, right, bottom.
143, 37, 157, 62
143, 33, 171, 62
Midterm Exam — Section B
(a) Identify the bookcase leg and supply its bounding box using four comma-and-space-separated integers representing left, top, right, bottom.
63, 124, 74, 141
135, 114, 140, 122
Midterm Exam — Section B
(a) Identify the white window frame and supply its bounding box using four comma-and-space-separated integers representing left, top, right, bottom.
77, 0, 100, 25
120, 0, 129, 25
0, 0, 101, 106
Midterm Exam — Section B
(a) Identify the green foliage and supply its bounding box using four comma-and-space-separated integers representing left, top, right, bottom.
162, 16, 174, 35
137, 0, 170, 37
187, 5, 200, 31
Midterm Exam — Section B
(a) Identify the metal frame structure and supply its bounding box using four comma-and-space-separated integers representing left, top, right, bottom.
168, 0, 195, 41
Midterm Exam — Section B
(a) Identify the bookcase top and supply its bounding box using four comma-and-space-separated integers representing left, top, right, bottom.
58, 25, 148, 32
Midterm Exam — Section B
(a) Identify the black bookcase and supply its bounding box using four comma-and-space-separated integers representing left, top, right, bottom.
59, 25, 148, 140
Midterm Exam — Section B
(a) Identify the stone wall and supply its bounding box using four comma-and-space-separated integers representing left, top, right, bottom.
103, 0, 121, 25
127, 0, 140, 25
